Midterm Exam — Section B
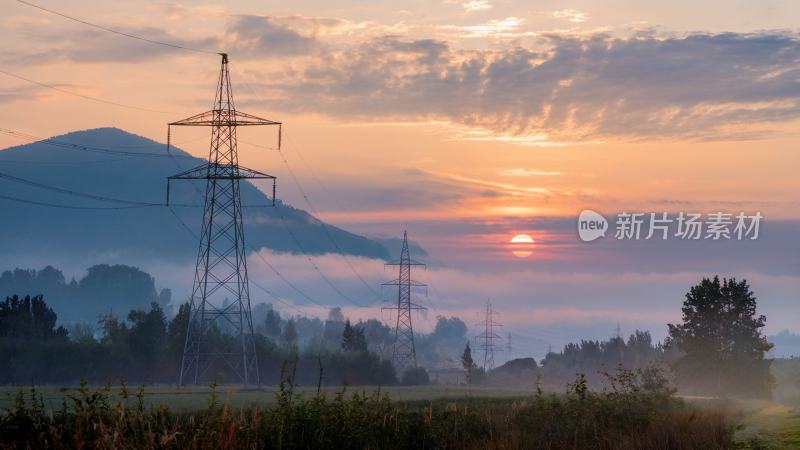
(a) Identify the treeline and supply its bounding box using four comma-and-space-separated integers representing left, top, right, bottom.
0, 292, 469, 386
470, 276, 775, 399
0, 295, 397, 385
539, 330, 671, 389
0, 265, 470, 374
0, 270, 777, 399
255, 306, 469, 370
458, 330, 669, 390
0, 265, 171, 324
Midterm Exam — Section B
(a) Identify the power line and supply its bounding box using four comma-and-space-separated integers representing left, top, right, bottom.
0, 69, 175, 114
0, 193, 154, 210
16, 0, 219, 55
166, 205, 309, 317
237, 79, 380, 298
164, 137, 363, 310
279, 221, 376, 308
0, 165, 378, 307
0, 128, 195, 159
0, 169, 273, 209
0, 170, 161, 206
0, 156, 129, 165
248, 247, 333, 309
275, 136, 379, 298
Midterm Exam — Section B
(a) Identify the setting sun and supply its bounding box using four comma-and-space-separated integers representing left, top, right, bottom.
510, 234, 535, 258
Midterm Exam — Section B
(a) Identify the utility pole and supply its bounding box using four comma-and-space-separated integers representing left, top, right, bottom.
381, 231, 427, 376
167, 53, 281, 385
475, 298, 503, 371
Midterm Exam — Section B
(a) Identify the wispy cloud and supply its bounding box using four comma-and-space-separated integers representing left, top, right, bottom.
553, 9, 588, 23
500, 168, 563, 177
9, 10, 800, 143
440, 17, 528, 38
461, 0, 493, 12
251, 31, 800, 142
424, 170, 552, 196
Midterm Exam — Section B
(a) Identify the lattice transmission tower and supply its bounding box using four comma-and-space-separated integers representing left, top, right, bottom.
475, 298, 503, 370
167, 53, 281, 385
381, 231, 427, 375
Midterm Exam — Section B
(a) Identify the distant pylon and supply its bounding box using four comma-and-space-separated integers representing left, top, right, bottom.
381, 231, 427, 376
475, 298, 503, 370
167, 53, 281, 385
506, 332, 512, 359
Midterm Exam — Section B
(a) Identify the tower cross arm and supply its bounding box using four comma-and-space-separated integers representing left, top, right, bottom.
381, 280, 428, 287
381, 302, 427, 311
169, 110, 282, 127
168, 163, 276, 180
384, 259, 426, 267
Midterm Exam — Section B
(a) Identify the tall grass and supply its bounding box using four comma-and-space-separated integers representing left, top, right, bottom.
0, 368, 736, 449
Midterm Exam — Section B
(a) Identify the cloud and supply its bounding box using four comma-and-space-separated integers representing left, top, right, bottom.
500, 168, 563, 177
553, 9, 588, 23
461, 1, 493, 12
440, 17, 526, 38
11, 8, 800, 142
4, 14, 320, 64
225, 15, 318, 56
244, 31, 800, 142
4, 26, 220, 63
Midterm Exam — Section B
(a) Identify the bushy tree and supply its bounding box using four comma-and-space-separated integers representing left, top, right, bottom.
0, 295, 67, 340
127, 302, 167, 375
167, 302, 190, 359
282, 319, 299, 353
401, 366, 430, 385
667, 276, 773, 397
265, 309, 282, 338
341, 320, 368, 352
539, 331, 665, 390
461, 342, 476, 384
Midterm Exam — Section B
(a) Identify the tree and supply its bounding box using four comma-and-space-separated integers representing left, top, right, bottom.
265, 309, 282, 338
461, 342, 477, 384
127, 303, 168, 375
282, 319, 299, 352
328, 307, 345, 323
401, 366, 430, 385
0, 294, 67, 340
667, 276, 773, 398
341, 320, 368, 352
167, 302, 190, 359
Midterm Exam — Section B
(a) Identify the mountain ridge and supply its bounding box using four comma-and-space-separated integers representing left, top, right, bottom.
0, 127, 402, 262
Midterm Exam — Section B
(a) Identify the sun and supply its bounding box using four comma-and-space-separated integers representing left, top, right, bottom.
509, 234, 535, 258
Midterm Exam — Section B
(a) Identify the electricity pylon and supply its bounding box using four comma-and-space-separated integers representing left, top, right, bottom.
167, 53, 281, 385
475, 298, 503, 370
382, 231, 427, 376
506, 333, 513, 359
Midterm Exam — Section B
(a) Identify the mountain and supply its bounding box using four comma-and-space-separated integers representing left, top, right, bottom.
769, 330, 800, 358
0, 128, 394, 262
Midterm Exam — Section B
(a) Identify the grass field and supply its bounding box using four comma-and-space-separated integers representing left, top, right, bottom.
0, 384, 531, 411
0, 379, 737, 449
732, 400, 800, 449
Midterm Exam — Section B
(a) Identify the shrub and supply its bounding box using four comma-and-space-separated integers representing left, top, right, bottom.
401, 366, 429, 385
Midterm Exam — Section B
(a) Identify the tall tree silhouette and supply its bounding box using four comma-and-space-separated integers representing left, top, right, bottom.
667, 276, 773, 397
